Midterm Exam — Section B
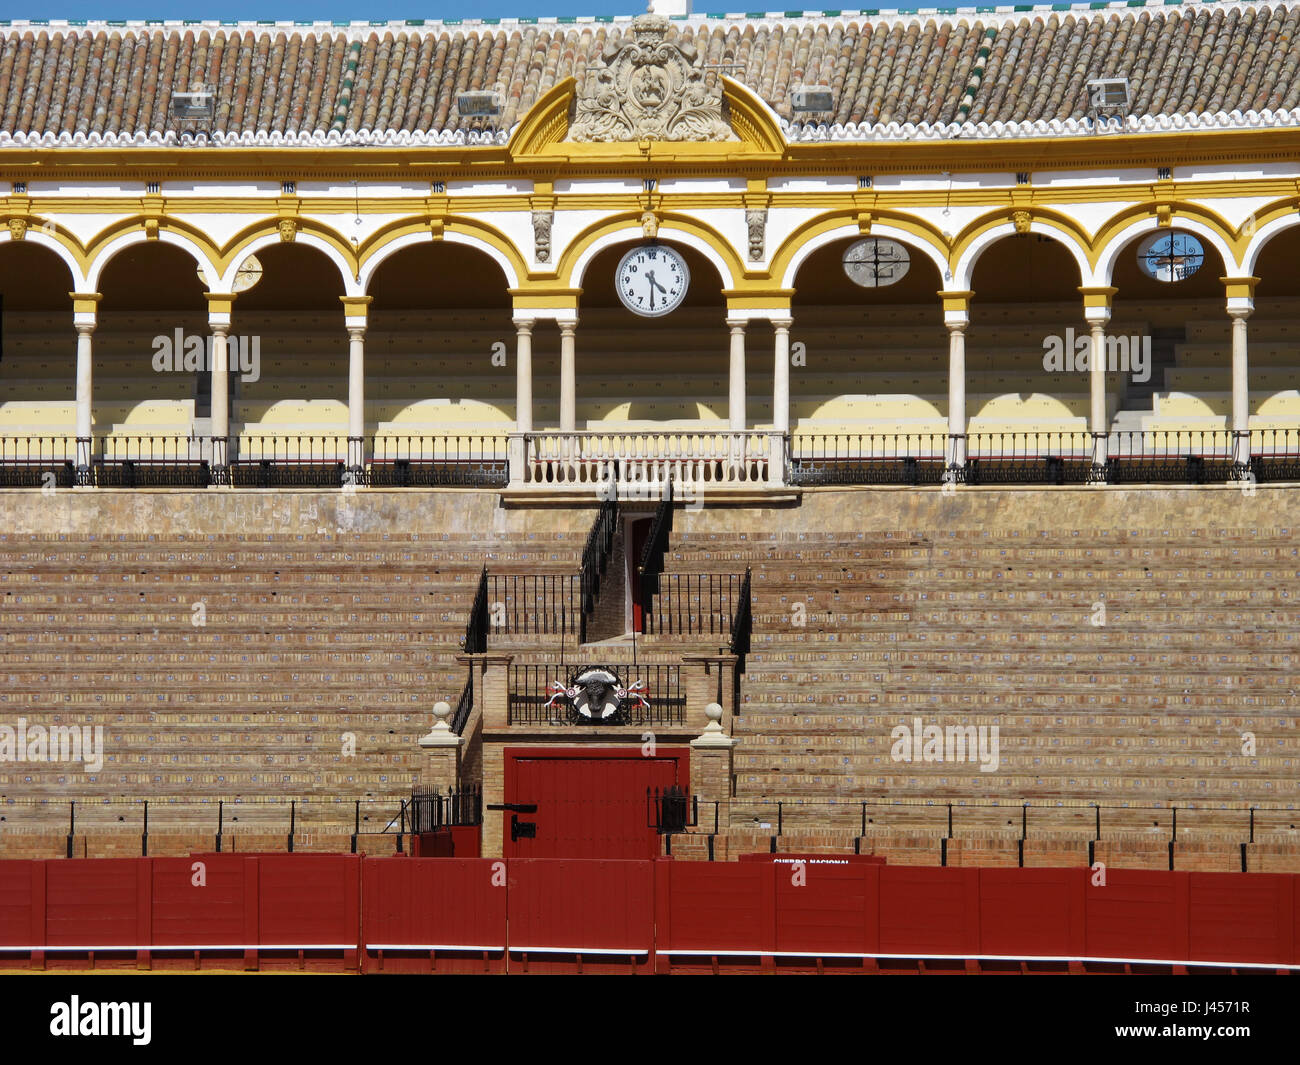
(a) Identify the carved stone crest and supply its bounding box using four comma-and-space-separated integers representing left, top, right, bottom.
567, 14, 735, 143
532, 210, 553, 263
746, 208, 766, 261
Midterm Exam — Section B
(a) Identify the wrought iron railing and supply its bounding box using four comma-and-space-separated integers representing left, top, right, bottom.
508, 663, 686, 726
463, 566, 489, 655
579, 497, 619, 643
5, 428, 1299, 489
638, 480, 674, 624
0, 434, 508, 488
729, 567, 753, 675
488, 572, 581, 636
789, 432, 949, 486
790, 428, 1300, 486
645, 572, 740, 637
450, 674, 475, 736
648, 785, 695, 834
408, 785, 482, 832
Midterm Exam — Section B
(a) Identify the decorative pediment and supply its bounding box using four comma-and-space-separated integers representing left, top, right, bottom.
566, 14, 736, 143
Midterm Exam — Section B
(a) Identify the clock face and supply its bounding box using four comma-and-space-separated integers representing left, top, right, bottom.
616, 244, 690, 317
1136, 231, 1204, 283
842, 238, 911, 288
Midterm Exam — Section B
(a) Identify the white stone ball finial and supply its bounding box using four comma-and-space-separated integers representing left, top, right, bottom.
419, 700, 461, 749
704, 702, 723, 725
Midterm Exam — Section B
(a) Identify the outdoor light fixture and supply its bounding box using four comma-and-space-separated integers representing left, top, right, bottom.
790, 86, 834, 112
1086, 77, 1130, 118
456, 91, 502, 117
170, 89, 215, 123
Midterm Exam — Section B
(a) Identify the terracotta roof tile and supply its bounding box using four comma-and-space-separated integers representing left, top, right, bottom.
2, 4, 1299, 144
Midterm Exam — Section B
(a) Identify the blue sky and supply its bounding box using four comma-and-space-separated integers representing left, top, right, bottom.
1, 2, 926, 20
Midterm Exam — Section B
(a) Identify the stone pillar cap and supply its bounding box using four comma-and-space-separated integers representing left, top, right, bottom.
419, 700, 463, 748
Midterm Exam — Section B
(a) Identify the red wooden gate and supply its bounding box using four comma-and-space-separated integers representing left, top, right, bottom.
503, 746, 689, 859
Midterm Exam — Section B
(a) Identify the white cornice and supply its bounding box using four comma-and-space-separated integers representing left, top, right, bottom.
1, 105, 1294, 150
784, 106, 1300, 142
0, 128, 511, 148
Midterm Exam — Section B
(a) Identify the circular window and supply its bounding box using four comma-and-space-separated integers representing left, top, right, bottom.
842, 238, 911, 288
1135, 231, 1205, 283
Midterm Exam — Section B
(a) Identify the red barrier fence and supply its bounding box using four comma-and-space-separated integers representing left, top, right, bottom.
2, 855, 1297, 974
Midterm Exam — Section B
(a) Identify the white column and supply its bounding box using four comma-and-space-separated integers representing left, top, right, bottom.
514, 318, 534, 433
772, 317, 792, 435
1229, 306, 1252, 469
559, 321, 577, 433
1087, 311, 1110, 469
210, 322, 230, 476
74, 322, 95, 480
339, 296, 371, 479
727, 318, 747, 432
945, 313, 968, 468
71, 293, 100, 485
347, 326, 366, 473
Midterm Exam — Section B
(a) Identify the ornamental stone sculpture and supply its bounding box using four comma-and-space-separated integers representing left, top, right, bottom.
567, 13, 736, 143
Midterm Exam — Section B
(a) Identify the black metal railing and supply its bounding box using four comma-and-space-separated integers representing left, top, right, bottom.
7, 428, 1300, 490
463, 566, 489, 655
790, 433, 949, 486
450, 674, 475, 736
729, 567, 753, 675
488, 572, 581, 636
579, 497, 619, 644
508, 663, 686, 726
0, 434, 508, 488
408, 785, 482, 833
645, 572, 740, 637
637, 481, 674, 623
790, 429, 1300, 487
648, 785, 695, 834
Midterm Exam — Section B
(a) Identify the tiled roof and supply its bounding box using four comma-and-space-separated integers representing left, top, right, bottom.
1, 2, 1298, 146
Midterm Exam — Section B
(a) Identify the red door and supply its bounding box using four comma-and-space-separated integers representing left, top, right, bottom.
504, 747, 688, 859
628, 518, 652, 633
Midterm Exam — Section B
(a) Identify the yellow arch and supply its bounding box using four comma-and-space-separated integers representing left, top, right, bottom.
84, 215, 222, 279
215, 218, 359, 280
1091, 200, 1242, 271
556, 210, 746, 291
357, 214, 529, 289
950, 207, 1094, 277
770, 210, 951, 288
0, 216, 88, 276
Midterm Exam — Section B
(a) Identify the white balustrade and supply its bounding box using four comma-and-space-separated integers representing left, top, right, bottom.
512, 430, 782, 492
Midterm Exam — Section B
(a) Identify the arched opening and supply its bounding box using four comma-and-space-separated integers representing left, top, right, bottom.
1241, 228, 1300, 460
967, 233, 1092, 449
0, 241, 78, 476
230, 242, 347, 469
791, 233, 946, 434
576, 240, 727, 428
95, 242, 209, 461
1110, 227, 1229, 443
366, 242, 514, 438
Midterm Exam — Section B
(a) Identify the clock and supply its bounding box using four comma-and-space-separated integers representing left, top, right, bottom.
842, 237, 910, 288
1135, 231, 1204, 283
616, 244, 690, 317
